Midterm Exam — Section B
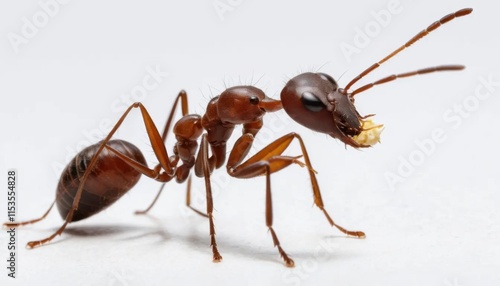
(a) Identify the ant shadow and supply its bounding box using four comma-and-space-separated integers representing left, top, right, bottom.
123, 212, 358, 266
64, 225, 138, 236
32, 216, 170, 247
37, 212, 359, 266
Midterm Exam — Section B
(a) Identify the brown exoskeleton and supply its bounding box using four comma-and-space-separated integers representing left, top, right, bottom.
4, 8, 472, 267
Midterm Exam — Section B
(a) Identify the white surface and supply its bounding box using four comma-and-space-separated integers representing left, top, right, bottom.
0, 0, 498, 285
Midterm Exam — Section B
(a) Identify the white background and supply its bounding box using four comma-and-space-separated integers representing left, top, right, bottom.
0, 0, 498, 285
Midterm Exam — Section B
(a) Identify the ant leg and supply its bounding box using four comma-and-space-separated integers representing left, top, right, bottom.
26, 102, 178, 248
185, 176, 208, 218
231, 158, 295, 267
6, 91, 189, 229
195, 134, 222, 262
3, 200, 55, 228
226, 134, 303, 266
135, 90, 194, 215
136, 176, 208, 217
226, 132, 364, 260
135, 183, 167, 215
159, 90, 190, 141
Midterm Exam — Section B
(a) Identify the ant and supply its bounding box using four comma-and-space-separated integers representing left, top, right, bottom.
5, 8, 472, 267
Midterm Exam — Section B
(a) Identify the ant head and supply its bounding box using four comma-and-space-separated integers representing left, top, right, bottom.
279, 9, 472, 148
281, 72, 372, 148
217, 86, 282, 124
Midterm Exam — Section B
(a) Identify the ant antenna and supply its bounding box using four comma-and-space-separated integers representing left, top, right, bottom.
350, 65, 464, 96
344, 8, 472, 92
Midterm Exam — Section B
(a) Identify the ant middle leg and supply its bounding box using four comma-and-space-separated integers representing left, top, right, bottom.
136, 175, 208, 217
185, 176, 209, 218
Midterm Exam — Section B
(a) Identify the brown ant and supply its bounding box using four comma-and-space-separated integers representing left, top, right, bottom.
4, 8, 472, 267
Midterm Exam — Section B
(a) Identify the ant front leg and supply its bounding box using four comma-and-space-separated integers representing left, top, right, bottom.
226, 131, 365, 267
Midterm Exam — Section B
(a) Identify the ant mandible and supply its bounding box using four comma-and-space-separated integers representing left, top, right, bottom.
5, 8, 472, 267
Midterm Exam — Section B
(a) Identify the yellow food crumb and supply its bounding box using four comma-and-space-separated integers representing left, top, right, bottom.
352, 119, 384, 146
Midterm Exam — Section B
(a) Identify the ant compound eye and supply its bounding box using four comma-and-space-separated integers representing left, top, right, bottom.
249, 96, 260, 105
301, 92, 326, 112
317, 73, 338, 87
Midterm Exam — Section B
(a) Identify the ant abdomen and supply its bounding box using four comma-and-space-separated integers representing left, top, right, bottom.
56, 139, 146, 221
